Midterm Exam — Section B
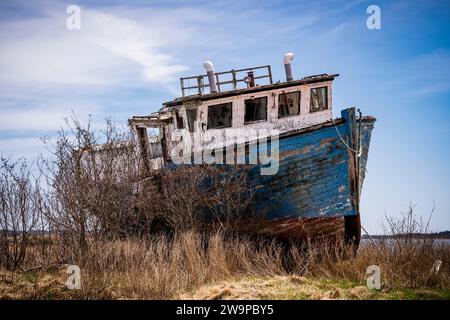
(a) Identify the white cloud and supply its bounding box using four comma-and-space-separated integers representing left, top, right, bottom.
0, 1, 358, 92
0, 6, 192, 88
0, 3, 215, 137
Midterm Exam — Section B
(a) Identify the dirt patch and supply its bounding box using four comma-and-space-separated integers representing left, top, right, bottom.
180, 276, 448, 300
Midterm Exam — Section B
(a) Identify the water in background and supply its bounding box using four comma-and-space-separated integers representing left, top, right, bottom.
360, 238, 450, 246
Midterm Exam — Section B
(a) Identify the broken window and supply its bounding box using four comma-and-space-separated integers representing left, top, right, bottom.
278, 91, 300, 118
186, 108, 198, 133
175, 110, 184, 129
244, 97, 267, 124
310, 86, 328, 112
207, 102, 232, 129
147, 129, 162, 159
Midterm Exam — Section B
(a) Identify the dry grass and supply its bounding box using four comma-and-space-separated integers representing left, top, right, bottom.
1, 230, 449, 300
77, 232, 287, 299
303, 239, 450, 290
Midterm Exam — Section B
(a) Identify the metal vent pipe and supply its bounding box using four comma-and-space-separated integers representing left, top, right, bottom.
203, 61, 217, 93
283, 53, 295, 82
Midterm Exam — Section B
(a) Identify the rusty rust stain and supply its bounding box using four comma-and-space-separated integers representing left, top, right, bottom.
235, 216, 345, 240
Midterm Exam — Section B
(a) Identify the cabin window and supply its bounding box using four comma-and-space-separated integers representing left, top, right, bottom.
244, 97, 267, 124
207, 102, 232, 129
310, 86, 328, 112
186, 108, 198, 133
278, 91, 300, 118
175, 110, 184, 129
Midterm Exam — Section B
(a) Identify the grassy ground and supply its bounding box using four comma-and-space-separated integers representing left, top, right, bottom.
1, 225, 449, 300
1, 270, 449, 300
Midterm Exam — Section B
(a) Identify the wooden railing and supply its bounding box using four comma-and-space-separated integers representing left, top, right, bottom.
180, 65, 273, 97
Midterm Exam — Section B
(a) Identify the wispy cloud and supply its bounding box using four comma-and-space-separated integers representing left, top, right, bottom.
381, 48, 450, 98
0, 5, 193, 89
0, 1, 216, 139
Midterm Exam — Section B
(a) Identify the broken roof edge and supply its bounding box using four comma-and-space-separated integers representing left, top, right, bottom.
128, 73, 339, 124
128, 112, 173, 128
163, 73, 339, 108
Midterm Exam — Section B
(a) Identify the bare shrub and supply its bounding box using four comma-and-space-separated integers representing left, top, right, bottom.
148, 165, 256, 232
205, 166, 256, 230
149, 166, 211, 232
303, 205, 450, 290
38, 116, 157, 265
0, 158, 41, 270
375, 204, 449, 288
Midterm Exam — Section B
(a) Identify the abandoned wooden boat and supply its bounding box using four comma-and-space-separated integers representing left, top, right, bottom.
129, 53, 376, 246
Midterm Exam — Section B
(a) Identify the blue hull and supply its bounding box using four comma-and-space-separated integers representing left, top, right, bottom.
241, 108, 376, 240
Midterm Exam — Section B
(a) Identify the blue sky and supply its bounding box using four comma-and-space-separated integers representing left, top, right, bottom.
0, 0, 449, 233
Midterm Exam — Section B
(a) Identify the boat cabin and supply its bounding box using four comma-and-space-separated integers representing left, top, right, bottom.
129, 53, 338, 171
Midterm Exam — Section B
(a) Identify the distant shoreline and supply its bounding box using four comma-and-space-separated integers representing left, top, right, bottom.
361, 231, 450, 240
